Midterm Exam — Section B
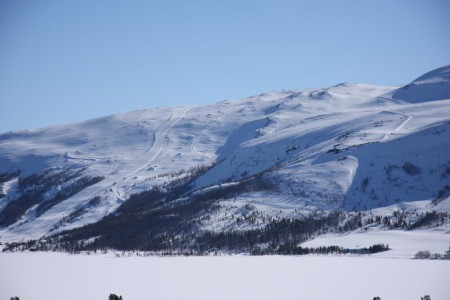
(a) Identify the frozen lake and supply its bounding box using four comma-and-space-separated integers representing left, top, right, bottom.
1, 252, 448, 300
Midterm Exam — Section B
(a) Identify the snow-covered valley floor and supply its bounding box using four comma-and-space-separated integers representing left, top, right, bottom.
302, 227, 450, 259
0, 252, 448, 300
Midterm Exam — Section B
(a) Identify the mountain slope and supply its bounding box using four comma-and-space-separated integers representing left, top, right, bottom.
1, 66, 450, 246
390, 64, 450, 103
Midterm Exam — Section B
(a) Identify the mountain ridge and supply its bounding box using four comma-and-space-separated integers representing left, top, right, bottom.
1, 66, 449, 247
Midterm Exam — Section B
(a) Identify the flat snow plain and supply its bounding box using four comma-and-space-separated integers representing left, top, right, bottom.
1, 228, 449, 300
1, 251, 448, 300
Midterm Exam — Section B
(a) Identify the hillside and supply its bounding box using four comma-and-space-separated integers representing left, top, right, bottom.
1, 66, 449, 253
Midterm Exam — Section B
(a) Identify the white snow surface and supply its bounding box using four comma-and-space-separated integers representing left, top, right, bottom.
390, 64, 450, 103
1, 65, 450, 241
302, 227, 450, 259
0, 252, 449, 300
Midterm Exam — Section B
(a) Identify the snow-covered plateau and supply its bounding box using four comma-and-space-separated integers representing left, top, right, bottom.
0, 65, 449, 256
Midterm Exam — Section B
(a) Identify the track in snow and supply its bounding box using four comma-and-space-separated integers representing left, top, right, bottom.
121, 107, 192, 180
185, 119, 217, 147
381, 114, 414, 141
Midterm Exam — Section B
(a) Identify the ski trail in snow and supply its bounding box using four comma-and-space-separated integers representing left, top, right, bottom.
66, 112, 185, 205
121, 107, 192, 180
111, 187, 125, 201
185, 119, 216, 147
279, 114, 415, 169
382, 114, 414, 141
70, 107, 192, 202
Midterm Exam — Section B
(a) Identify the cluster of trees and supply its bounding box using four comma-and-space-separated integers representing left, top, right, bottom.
338, 210, 449, 232
36, 175, 104, 217
195, 212, 344, 254
0, 167, 397, 256
4, 163, 445, 255
49, 196, 102, 232
407, 211, 449, 230
0, 171, 20, 183
0, 168, 104, 227
434, 185, 450, 204
0, 171, 20, 198
402, 161, 422, 176
274, 243, 389, 256
3, 174, 343, 254
414, 249, 450, 260
4, 209, 365, 256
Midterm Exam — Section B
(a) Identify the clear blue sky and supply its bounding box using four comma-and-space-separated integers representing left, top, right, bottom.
1, 0, 449, 133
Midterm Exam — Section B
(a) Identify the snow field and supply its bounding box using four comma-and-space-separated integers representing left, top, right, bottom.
0, 252, 448, 300
302, 227, 450, 259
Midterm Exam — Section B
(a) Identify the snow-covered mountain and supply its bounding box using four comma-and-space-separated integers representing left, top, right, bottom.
1, 65, 450, 245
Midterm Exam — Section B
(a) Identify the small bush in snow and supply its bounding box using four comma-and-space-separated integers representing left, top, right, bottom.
414, 250, 431, 259
431, 253, 442, 259
402, 161, 421, 176
360, 177, 369, 191
434, 185, 450, 204
244, 203, 255, 210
